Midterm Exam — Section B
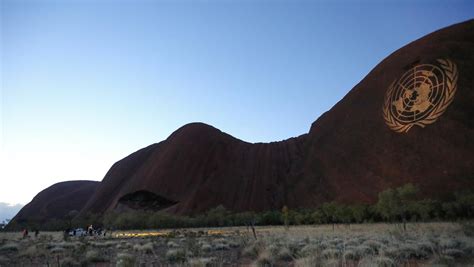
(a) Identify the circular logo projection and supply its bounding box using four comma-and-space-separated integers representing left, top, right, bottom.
383, 59, 458, 133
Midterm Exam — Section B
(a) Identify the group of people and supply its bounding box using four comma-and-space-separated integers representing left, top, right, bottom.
87, 224, 106, 236
21, 228, 39, 239
65, 224, 107, 237
21, 225, 107, 239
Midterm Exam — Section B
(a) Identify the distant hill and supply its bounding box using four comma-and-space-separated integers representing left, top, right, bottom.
9, 19, 474, 227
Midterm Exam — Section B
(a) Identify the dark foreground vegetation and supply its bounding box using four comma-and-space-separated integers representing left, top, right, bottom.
1, 223, 474, 266
5, 184, 474, 231
2, 185, 474, 266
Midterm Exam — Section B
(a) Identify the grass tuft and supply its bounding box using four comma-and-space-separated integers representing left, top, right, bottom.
133, 242, 154, 254
213, 242, 230, 251
116, 241, 132, 249
443, 248, 464, 258
116, 252, 136, 267
276, 246, 293, 261
188, 257, 213, 266
343, 249, 359, 261
60, 257, 79, 267
166, 248, 187, 263
0, 242, 19, 252
201, 242, 212, 252
85, 250, 107, 263
255, 250, 273, 267
50, 247, 66, 254
321, 248, 340, 259
167, 240, 180, 248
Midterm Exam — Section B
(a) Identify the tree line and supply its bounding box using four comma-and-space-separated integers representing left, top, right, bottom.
6, 184, 474, 231
82, 184, 474, 230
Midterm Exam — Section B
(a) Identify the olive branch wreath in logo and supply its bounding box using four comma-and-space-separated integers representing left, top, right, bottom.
383, 59, 458, 133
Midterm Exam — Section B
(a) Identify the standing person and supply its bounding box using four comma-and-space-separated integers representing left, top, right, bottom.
34, 229, 39, 238
88, 225, 94, 236
22, 228, 28, 239
63, 229, 69, 241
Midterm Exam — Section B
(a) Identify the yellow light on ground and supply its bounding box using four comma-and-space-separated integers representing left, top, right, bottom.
112, 229, 239, 238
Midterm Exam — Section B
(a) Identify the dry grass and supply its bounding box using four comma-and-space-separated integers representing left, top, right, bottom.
0, 222, 472, 266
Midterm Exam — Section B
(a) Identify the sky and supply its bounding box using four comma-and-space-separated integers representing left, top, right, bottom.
0, 202, 22, 223
1, 0, 473, 207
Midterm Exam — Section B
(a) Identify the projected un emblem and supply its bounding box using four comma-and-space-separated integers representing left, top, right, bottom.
383, 59, 458, 133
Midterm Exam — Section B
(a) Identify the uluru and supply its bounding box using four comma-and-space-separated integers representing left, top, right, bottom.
4, 2, 474, 266
9, 19, 474, 226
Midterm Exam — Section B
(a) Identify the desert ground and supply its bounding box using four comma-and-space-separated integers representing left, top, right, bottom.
0, 222, 473, 266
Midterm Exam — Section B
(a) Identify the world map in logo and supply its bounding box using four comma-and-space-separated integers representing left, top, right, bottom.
383, 59, 458, 133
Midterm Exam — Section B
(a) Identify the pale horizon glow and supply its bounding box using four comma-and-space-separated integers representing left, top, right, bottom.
1, 0, 473, 205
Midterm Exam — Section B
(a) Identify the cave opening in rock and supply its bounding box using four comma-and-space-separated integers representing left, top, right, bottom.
117, 190, 178, 211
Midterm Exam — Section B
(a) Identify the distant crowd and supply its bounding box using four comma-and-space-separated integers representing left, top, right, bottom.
21, 224, 108, 239
65, 224, 107, 237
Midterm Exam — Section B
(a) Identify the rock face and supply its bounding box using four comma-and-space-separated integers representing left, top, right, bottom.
81, 125, 308, 215
8, 181, 99, 228
78, 20, 473, 216
302, 20, 474, 204
11, 20, 474, 225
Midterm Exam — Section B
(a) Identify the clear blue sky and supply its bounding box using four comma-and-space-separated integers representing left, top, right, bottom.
1, 0, 473, 205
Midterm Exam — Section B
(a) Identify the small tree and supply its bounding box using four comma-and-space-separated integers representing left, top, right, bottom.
207, 205, 230, 226
351, 204, 369, 223
397, 183, 418, 230
335, 205, 353, 227
321, 202, 338, 231
376, 183, 419, 230
376, 188, 400, 222
410, 199, 436, 221
455, 191, 474, 218
311, 209, 325, 224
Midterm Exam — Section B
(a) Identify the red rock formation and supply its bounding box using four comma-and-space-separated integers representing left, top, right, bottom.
79, 20, 473, 216
8, 181, 99, 228
302, 19, 474, 204
12, 20, 474, 225
81, 124, 308, 215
